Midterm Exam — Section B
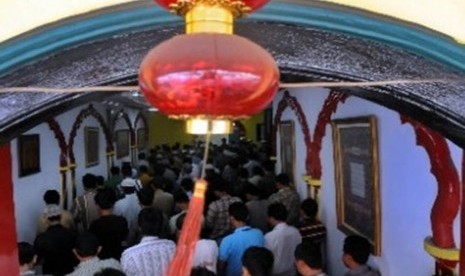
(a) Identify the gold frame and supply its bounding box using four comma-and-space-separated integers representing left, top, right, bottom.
332, 116, 381, 255
279, 120, 296, 185
18, 134, 41, 177
137, 128, 147, 150
115, 129, 130, 159
84, 127, 99, 167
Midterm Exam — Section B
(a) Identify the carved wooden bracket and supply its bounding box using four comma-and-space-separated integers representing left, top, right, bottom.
47, 118, 68, 167
401, 115, 459, 271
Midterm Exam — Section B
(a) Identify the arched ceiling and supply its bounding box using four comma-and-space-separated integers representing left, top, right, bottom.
0, 22, 464, 146
0, 0, 464, 148
1, 0, 464, 43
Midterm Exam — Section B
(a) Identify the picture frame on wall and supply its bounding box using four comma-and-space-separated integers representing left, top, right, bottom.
137, 128, 146, 151
116, 129, 130, 159
18, 134, 41, 177
332, 116, 381, 255
84, 127, 99, 167
279, 120, 296, 185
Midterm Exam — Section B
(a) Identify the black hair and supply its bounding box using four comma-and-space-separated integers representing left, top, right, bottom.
294, 242, 322, 269
180, 178, 194, 192
175, 213, 186, 231
110, 166, 120, 176
138, 152, 146, 159
75, 232, 100, 257
43, 190, 60, 205
242, 246, 274, 276
228, 202, 249, 222
244, 183, 260, 197
138, 208, 164, 236
94, 268, 127, 276
262, 160, 274, 172
190, 267, 216, 276
252, 166, 264, 176
152, 163, 166, 176
301, 198, 318, 220
343, 235, 371, 265
121, 164, 132, 177
174, 190, 190, 204
94, 188, 117, 209
18, 242, 35, 265
139, 165, 149, 173
137, 186, 154, 206
267, 203, 288, 221
82, 173, 97, 190
96, 175, 105, 187
211, 178, 228, 193
275, 173, 290, 186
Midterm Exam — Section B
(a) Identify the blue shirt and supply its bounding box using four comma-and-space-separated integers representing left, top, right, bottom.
219, 226, 264, 276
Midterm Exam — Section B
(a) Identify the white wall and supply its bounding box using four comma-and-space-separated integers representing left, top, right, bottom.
12, 103, 142, 243
274, 88, 462, 275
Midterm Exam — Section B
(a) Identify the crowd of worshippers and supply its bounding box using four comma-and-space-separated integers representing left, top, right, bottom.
19, 140, 381, 276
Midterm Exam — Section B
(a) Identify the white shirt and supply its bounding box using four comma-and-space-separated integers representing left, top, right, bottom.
114, 193, 141, 244
193, 239, 218, 274
265, 222, 302, 276
121, 236, 175, 276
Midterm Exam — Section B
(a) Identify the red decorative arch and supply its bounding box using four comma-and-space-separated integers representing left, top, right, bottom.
401, 116, 459, 272
68, 104, 113, 163
134, 111, 148, 129
47, 118, 68, 167
308, 91, 349, 179
112, 109, 135, 146
272, 90, 311, 167
47, 118, 70, 209
272, 90, 348, 179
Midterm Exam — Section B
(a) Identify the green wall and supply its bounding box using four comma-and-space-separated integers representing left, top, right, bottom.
148, 112, 265, 147
148, 112, 191, 147
240, 112, 265, 143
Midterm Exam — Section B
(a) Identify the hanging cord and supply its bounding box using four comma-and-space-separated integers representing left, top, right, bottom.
200, 130, 212, 179
0, 78, 463, 93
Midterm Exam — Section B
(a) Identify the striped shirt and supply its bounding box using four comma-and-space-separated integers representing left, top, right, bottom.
299, 219, 327, 244
66, 257, 121, 276
121, 236, 175, 276
206, 195, 242, 239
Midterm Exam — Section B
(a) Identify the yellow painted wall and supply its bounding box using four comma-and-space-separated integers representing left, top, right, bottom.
240, 112, 265, 143
148, 112, 265, 146
148, 112, 192, 147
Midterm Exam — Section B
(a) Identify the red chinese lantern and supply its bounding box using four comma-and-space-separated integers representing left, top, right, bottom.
140, 0, 278, 274
139, 33, 279, 121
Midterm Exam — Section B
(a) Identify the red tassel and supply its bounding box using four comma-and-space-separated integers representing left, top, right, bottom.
167, 179, 207, 276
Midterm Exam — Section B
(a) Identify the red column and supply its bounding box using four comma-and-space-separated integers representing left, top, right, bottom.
461, 150, 465, 276
0, 143, 19, 275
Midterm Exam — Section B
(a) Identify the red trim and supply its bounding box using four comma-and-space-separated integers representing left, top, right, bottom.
0, 143, 20, 275
461, 150, 465, 276
272, 90, 311, 162
401, 116, 459, 271
68, 104, 113, 163
112, 109, 135, 146
308, 91, 348, 179
272, 90, 348, 180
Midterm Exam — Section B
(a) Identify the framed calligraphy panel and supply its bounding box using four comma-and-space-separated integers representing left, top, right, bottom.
332, 116, 381, 255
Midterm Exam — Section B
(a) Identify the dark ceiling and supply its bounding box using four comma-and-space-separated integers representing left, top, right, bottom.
0, 21, 464, 146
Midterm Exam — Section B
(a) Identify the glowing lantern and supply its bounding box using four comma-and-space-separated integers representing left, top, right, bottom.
139, 0, 278, 134
139, 33, 279, 133
140, 0, 278, 274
